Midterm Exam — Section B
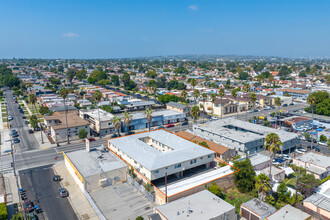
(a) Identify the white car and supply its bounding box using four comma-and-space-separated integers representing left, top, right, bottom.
295, 149, 304, 154
319, 142, 327, 146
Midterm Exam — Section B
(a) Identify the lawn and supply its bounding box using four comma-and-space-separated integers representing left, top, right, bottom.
0, 202, 7, 220
224, 188, 255, 214
282, 172, 299, 189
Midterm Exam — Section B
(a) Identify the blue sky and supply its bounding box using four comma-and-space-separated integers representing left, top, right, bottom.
1, 0, 330, 58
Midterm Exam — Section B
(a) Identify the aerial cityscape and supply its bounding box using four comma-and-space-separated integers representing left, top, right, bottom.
0, 1, 330, 220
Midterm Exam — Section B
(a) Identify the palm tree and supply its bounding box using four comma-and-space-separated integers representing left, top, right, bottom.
201, 93, 208, 122
144, 107, 153, 131
180, 90, 188, 103
307, 95, 316, 149
123, 111, 133, 134
59, 87, 70, 144
275, 97, 281, 128
218, 88, 225, 118
93, 90, 103, 138
255, 173, 271, 201
190, 105, 201, 123
190, 78, 197, 90
232, 89, 239, 118
264, 132, 283, 191
210, 94, 217, 114
193, 89, 200, 104
250, 92, 256, 112
29, 93, 44, 144
111, 115, 122, 137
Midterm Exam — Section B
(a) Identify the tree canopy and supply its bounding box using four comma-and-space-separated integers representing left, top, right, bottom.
232, 159, 256, 193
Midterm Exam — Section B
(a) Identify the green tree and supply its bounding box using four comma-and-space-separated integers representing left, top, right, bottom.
111, 115, 122, 137
59, 87, 70, 144
225, 79, 231, 89
297, 174, 321, 198
190, 105, 201, 122
75, 69, 87, 81
320, 134, 327, 143
136, 216, 144, 220
206, 182, 225, 199
174, 66, 188, 74
239, 71, 249, 80
264, 133, 283, 190
66, 68, 77, 85
193, 89, 200, 104
110, 75, 120, 86
78, 128, 87, 139
232, 159, 256, 193
265, 195, 275, 206
255, 173, 271, 201
29, 93, 44, 143
146, 70, 157, 78
144, 107, 153, 131
277, 182, 291, 203
39, 105, 50, 115
123, 111, 133, 133
190, 78, 197, 89
29, 115, 39, 129
93, 90, 103, 138
180, 90, 188, 102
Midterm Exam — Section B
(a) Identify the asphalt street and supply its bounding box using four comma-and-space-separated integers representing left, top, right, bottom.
19, 165, 78, 220
4, 90, 39, 152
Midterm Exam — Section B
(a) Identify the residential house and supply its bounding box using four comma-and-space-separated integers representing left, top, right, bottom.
240, 198, 276, 220
166, 102, 191, 117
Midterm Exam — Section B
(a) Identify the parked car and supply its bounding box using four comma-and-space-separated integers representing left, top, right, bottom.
127, 131, 135, 135
24, 120, 29, 124
23, 200, 34, 212
34, 127, 41, 131
8, 116, 13, 121
157, 126, 165, 129
181, 121, 188, 126
289, 103, 294, 106
58, 188, 68, 197
88, 137, 96, 142
295, 149, 304, 154
14, 138, 20, 143
247, 110, 253, 113
165, 124, 174, 128
12, 133, 19, 137
53, 175, 61, 181
282, 104, 288, 107
15, 100, 18, 103
28, 129, 34, 134
22, 115, 26, 119
319, 142, 327, 146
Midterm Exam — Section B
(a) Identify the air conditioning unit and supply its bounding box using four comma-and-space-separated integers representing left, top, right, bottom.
99, 178, 111, 187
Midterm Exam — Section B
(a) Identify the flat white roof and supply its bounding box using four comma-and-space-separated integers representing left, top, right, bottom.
65, 146, 127, 177
108, 130, 214, 171
159, 166, 233, 196
294, 152, 330, 169
81, 109, 114, 122
196, 118, 299, 143
156, 190, 234, 220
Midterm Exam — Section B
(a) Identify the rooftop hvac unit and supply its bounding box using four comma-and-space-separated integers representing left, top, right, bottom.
99, 178, 111, 187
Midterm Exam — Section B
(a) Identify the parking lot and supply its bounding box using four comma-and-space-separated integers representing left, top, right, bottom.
19, 165, 77, 220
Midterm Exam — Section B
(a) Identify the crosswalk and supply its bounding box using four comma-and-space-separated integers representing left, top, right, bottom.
0, 155, 13, 173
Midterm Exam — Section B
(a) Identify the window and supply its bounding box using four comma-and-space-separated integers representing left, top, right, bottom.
190, 159, 197, 164
174, 163, 181, 169
154, 170, 159, 174
208, 155, 212, 158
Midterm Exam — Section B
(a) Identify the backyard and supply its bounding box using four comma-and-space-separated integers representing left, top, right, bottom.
224, 188, 255, 214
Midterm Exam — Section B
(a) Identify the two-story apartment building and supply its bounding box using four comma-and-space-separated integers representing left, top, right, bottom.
108, 130, 215, 183
166, 102, 191, 117
79, 109, 115, 136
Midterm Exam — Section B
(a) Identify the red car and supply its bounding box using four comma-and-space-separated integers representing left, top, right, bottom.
84, 137, 95, 142
165, 124, 174, 128
23, 200, 34, 212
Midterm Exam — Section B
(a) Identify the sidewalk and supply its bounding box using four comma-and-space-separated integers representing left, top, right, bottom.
53, 162, 100, 220
4, 172, 20, 219
22, 99, 55, 149
0, 103, 11, 155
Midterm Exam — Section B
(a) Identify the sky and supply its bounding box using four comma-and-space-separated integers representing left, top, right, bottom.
1, 0, 330, 59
